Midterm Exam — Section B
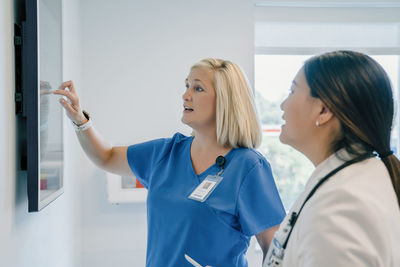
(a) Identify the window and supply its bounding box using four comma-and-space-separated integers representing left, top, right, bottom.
255, 55, 313, 210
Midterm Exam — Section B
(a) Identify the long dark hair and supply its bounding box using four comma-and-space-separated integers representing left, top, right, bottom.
304, 50, 400, 206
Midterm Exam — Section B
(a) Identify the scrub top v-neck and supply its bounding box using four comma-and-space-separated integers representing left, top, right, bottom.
187, 140, 235, 183
127, 133, 285, 267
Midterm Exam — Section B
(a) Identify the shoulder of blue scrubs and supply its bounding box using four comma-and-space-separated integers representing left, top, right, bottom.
229, 147, 273, 177
234, 148, 286, 236
126, 132, 191, 188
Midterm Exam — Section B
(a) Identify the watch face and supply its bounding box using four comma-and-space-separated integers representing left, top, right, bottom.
82, 110, 90, 120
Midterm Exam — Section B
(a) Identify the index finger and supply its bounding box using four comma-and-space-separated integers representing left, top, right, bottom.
40, 89, 52, 95
59, 80, 76, 92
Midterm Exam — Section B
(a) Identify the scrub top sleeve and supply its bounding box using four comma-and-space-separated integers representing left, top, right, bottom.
237, 160, 286, 236
127, 137, 173, 188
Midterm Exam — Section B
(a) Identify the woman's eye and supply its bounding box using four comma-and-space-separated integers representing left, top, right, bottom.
185, 84, 189, 90
195, 86, 204, 92
289, 88, 294, 95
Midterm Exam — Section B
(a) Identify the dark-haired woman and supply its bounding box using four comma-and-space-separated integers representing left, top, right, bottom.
264, 51, 400, 267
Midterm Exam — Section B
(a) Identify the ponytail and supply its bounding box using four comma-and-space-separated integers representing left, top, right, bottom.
381, 155, 400, 207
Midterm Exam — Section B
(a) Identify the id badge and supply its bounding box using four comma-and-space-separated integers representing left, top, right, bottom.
189, 175, 223, 202
266, 237, 285, 266
265, 224, 291, 266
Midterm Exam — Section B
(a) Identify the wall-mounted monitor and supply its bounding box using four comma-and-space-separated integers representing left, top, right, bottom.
15, 0, 64, 212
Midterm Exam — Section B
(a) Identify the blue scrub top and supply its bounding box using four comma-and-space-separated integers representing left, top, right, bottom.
127, 133, 285, 267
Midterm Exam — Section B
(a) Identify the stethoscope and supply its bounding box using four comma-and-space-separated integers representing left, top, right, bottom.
266, 153, 374, 266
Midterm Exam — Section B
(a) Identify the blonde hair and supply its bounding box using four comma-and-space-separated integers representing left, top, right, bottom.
191, 58, 261, 148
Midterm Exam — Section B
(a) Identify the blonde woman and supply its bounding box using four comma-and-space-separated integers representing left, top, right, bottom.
55, 58, 285, 267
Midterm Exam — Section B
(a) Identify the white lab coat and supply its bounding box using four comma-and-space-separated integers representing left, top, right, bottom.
265, 150, 400, 267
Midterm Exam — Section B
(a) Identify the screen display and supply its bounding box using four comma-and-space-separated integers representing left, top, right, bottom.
38, 0, 63, 205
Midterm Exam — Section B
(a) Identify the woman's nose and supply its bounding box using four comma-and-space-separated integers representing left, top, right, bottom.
182, 89, 191, 101
280, 98, 286, 111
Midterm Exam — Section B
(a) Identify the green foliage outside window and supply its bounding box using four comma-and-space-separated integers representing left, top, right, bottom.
259, 136, 313, 210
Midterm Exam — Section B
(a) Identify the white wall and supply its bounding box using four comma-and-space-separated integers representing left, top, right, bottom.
0, 0, 16, 265
79, 0, 257, 266
0, 0, 82, 266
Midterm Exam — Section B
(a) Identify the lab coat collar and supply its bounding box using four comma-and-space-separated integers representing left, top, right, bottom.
304, 148, 354, 191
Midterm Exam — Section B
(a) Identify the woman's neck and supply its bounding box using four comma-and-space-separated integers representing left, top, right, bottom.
190, 130, 231, 175
309, 150, 334, 167
295, 137, 335, 167
302, 122, 340, 166
191, 130, 230, 155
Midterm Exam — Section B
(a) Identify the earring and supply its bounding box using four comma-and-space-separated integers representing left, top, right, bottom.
316, 120, 320, 127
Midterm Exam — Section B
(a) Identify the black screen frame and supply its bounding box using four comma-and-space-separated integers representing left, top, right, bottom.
15, 0, 64, 212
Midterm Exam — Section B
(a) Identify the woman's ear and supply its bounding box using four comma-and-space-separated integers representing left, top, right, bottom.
316, 100, 335, 126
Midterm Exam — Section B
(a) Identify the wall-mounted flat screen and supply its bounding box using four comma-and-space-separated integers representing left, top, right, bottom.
15, 0, 64, 212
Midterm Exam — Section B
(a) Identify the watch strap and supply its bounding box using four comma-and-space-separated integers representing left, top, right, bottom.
72, 110, 92, 131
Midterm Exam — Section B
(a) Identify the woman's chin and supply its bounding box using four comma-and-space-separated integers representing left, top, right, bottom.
279, 132, 287, 144
181, 117, 192, 127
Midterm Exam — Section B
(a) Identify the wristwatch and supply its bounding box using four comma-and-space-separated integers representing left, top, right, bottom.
72, 110, 92, 131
